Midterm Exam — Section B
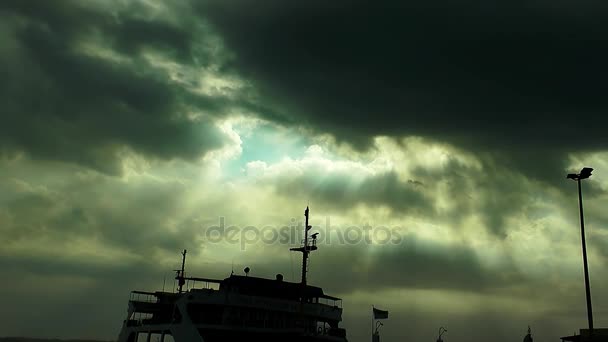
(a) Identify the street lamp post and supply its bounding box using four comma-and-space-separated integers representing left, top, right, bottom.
566, 167, 594, 332
437, 327, 447, 342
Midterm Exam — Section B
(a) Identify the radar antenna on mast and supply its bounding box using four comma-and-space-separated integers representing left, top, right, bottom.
290, 206, 318, 287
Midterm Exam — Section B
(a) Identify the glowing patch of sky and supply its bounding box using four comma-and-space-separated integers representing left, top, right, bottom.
222, 122, 310, 179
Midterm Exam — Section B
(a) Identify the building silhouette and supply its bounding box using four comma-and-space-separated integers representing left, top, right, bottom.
523, 326, 533, 342
560, 328, 608, 341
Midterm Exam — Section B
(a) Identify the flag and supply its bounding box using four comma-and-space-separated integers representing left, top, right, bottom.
373, 307, 388, 319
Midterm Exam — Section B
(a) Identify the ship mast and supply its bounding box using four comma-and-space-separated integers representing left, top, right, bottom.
290, 206, 318, 287
175, 249, 187, 293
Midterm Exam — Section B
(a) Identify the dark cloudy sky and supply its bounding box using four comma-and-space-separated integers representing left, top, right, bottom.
1, 1, 608, 341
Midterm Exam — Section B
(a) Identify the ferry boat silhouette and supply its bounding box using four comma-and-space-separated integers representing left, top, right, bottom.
116, 206, 348, 342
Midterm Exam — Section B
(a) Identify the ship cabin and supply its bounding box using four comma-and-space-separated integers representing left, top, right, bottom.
218, 273, 342, 305
190, 274, 345, 336
123, 273, 346, 340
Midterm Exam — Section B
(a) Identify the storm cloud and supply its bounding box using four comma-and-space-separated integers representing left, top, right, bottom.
1, 1, 607, 342
0, 0, 246, 174
197, 0, 608, 182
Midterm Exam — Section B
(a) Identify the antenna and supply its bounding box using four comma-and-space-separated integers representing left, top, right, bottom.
290, 206, 318, 288
175, 249, 187, 293
231, 260, 234, 276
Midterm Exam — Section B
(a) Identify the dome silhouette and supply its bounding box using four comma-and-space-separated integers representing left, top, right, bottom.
523, 326, 533, 342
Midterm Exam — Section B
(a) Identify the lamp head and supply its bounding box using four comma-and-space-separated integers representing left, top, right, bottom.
579, 167, 593, 179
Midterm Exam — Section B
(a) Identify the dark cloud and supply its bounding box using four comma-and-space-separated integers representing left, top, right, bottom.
0, 0, 197, 63
310, 234, 526, 295
0, 251, 159, 281
0, 174, 205, 257
0, 173, 520, 296
265, 169, 434, 216
0, 254, 167, 340
196, 0, 608, 182
261, 154, 536, 237
0, 0, 239, 175
417, 158, 536, 237
188, 233, 526, 295
1, 2, 607, 341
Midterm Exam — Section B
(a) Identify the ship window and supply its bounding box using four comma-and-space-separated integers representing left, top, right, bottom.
187, 303, 223, 324
316, 321, 330, 336
149, 333, 163, 342
136, 332, 148, 342
162, 333, 174, 342
239, 307, 267, 328
257, 309, 266, 328
224, 307, 243, 326
132, 312, 154, 324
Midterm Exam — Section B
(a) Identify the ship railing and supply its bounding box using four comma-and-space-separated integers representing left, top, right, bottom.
318, 297, 341, 308
318, 295, 342, 309
130, 290, 158, 303
181, 276, 221, 292
185, 279, 220, 291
